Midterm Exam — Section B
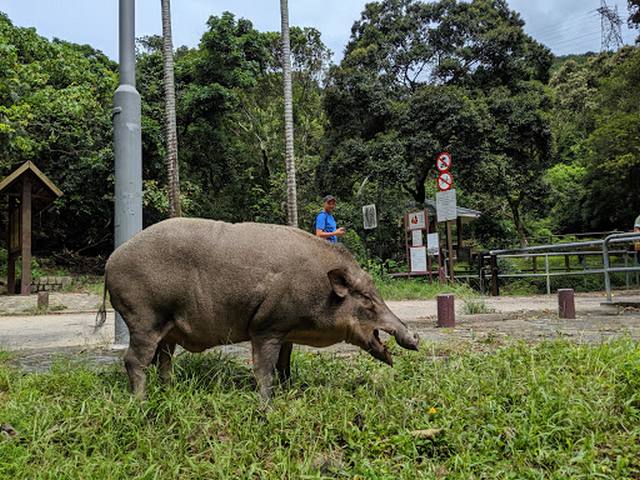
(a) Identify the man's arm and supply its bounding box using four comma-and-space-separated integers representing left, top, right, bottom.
315, 228, 346, 238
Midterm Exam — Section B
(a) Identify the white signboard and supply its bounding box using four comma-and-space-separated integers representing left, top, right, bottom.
436, 189, 457, 223
427, 233, 439, 256
411, 229, 423, 247
362, 204, 377, 230
408, 211, 426, 230
410, 247, 427, 272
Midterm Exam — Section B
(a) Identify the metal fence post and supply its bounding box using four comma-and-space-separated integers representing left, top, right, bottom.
624, 253, 630, 288
603, 237, 612, 303
545, 254, 550, 295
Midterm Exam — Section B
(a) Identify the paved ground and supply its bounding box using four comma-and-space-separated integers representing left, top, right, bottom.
1, 291, 639, 372
0, 292, 102, 315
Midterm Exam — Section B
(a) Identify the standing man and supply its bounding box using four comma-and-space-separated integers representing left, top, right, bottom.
315, 195, 346, 243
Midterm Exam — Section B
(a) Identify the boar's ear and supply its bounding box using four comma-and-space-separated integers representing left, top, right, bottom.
328, 268, 351, 298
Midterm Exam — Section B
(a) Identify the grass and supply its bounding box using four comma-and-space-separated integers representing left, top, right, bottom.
1, 339, 639, 479
462, 297, 496, 315
61, 275, 105, 295
374, 277, 475, 301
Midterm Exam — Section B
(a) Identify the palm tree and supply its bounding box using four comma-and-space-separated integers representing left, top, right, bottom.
161, 0, 181, 217
280, 0, 298, 227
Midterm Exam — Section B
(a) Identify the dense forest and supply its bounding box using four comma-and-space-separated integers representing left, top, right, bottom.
0, 0, 639, 265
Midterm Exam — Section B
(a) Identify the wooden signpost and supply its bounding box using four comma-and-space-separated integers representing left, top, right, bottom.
1, 162, 62, 295
435, 152, 457, 282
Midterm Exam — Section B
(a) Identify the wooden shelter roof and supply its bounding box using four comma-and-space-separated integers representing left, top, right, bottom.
0, 161, 63, 201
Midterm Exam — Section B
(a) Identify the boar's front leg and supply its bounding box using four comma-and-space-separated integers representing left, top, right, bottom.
152, 340, 176, 385
251, 336, 284, 402
276, 342, 293, 384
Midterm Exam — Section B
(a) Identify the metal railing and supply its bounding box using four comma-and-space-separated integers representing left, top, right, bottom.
602, 232, 640, 303
480, 233, 640, 297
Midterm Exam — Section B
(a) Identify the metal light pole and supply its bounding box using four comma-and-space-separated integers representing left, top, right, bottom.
113, 0, 142, 345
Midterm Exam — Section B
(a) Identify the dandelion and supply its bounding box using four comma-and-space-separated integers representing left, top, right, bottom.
428, 406, 438, 414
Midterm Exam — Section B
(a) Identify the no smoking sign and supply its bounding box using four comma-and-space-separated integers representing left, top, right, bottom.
437, 171, 453, 191
436, 152, 452, 172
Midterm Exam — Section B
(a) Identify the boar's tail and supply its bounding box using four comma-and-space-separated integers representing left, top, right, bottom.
94, 271, 108, 331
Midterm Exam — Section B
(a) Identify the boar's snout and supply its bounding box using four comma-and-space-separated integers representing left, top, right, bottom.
393, 327, 420, 351
382, 311, 419, 351
365, 310, 420, 366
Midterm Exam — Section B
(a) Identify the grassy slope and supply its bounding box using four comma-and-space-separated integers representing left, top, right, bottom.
1, 340, 639, 479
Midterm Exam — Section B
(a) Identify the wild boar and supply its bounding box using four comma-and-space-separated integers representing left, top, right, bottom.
96, 218, 419, 400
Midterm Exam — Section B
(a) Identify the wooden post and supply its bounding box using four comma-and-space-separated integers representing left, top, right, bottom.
6, 196, 16, 294
37, 291, 49, 310
437, 294, 455, 327
478, 253, 485, 294
20, 176, 32, 295
425, 209, 432, 281
490, 254, 499, 296
532, 256, 537, 273
403, 213, 410, 273
564, 255, 570, 272
558, 288, 576, 319
456, 216, 463, 259
446, 220, 454, 281
437, 222, 446, 283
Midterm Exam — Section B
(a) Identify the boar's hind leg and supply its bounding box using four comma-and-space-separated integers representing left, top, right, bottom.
124, 334, 157, 398
251, 336, 284, 402
124, 314, 174, 399
153, 340, 176, 385
276, 342, 293, 384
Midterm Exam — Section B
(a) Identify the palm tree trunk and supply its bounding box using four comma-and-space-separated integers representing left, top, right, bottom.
161, 0, 181, 217
280, 0, 298, 227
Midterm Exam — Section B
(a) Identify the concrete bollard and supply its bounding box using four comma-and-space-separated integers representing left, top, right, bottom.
558, 288, 575, 319
437, 294, 455, 328
37, 291, 49, 310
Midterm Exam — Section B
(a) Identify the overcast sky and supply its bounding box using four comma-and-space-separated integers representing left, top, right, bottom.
0, 0, 636, 61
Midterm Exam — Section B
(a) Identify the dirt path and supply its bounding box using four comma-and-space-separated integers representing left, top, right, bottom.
2, 292, 639, 372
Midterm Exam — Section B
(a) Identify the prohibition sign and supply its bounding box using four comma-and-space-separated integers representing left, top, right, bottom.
437, 171, 453, 191
436, 152, 452, 172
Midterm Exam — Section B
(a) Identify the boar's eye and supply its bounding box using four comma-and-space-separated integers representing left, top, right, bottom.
357, 293, 374, 309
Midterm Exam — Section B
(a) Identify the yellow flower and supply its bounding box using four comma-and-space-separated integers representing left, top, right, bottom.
428, 407, 438, 414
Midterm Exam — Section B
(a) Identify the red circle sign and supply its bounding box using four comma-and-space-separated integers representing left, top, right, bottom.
437, 172, 453, 191
436, 152, 452, 172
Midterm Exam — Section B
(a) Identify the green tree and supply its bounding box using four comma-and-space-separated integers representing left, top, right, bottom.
0, 13, 117, 253
324, 0, 552, 248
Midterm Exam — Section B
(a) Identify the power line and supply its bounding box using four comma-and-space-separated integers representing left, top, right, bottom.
547, 30, 602, 48
525, 10, 599, 37
536, 28, 600, 46
535, 14, 600, 38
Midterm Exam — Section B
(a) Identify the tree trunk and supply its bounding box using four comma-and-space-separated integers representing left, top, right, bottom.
508, 198, 528, 247
161, 0, 181, 217
414, 174, 426, 204
280, 0, 298, 227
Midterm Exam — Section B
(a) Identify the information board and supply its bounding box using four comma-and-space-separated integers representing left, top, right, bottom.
436, 189, 457, 223
410, 247, 427, 272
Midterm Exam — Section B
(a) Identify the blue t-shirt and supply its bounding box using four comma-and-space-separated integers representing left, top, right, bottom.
315, 211, 337, 243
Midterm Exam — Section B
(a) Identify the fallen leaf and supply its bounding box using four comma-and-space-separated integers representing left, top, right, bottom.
410, 428, 443, 439
1, 424, 18, 438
